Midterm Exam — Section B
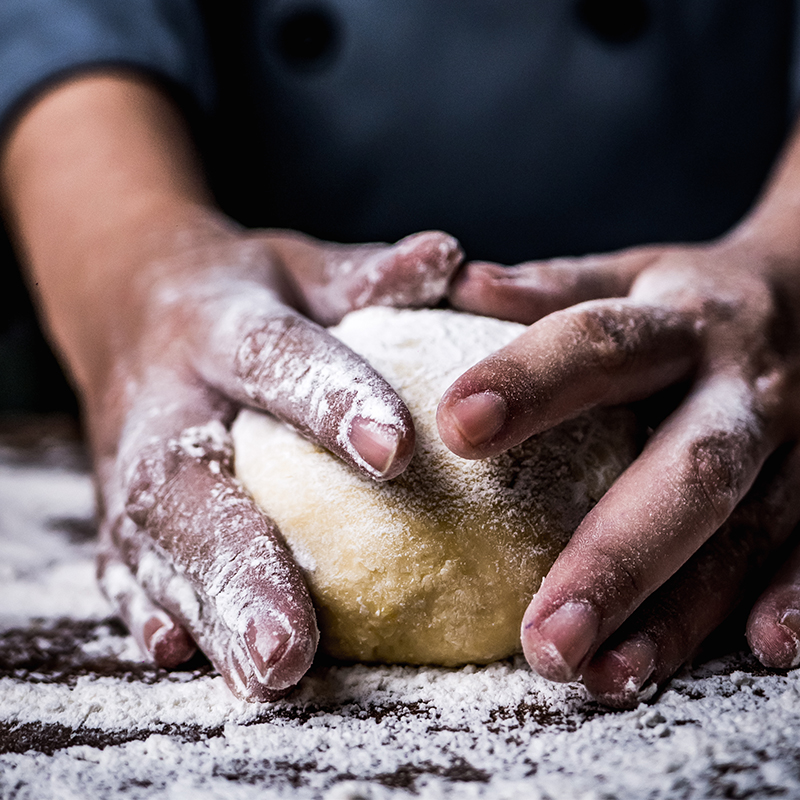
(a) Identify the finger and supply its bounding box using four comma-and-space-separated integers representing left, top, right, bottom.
269, 230, 464, 326
520, 374, 775, 684
97, 539, 196, 668
122, 417, 319, 701
450, 247, 660, 324
747, 529, 800, 670
438, 298, 699, 459
583, 443, 800, 707
190, 296, 415, 480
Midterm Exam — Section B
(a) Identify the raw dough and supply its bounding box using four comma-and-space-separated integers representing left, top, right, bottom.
232, 308, 638, 666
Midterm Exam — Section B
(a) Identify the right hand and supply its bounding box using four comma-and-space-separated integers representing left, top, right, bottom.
93, 214, 463, 700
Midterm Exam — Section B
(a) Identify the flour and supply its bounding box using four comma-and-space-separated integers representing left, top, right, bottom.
0, 463, 108, 627
3, 423, 800, 800
3, 645, 800, 799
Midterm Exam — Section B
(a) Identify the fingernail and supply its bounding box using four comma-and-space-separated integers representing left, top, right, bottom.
780, 608, 800, 636
524, 601, 600, 682
143, 614, 170, 655
586, 636, 658, 708
349, 416, 400, 477
244, 618, 293, 683
779, 610, 800, 667
451, 392, 507, 447
143, 614, 196, 668
143, 613, 180, 662
749, 609, 800, 670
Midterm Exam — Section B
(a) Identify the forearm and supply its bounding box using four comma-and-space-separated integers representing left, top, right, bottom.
0, 71, 218, 394
730, 116, 800, 281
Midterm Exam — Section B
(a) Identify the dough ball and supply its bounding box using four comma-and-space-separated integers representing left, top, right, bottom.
232, 308, 638, 666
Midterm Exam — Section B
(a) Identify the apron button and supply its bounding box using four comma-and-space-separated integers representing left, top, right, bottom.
577, 0, 651, 44
274, 5, 340, 68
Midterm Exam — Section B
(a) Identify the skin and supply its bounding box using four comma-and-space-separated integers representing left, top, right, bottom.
4, 69, 800, 708
439, 118, 800, 707
0, 72, 462, 700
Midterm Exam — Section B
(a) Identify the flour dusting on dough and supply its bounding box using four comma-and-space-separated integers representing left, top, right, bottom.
233, 308, 638, 665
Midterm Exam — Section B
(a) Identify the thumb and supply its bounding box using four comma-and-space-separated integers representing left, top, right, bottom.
450, 245, 663, 325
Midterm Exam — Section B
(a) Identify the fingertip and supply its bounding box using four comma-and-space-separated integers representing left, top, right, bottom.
222, 614, 319, 703
521, 600, 600, 683
366, 230, 463, 310
747, 608, 800, 670
437, 389, 507, 459
99, 554, 198, 668
583, 636, 658, 709
143, 614, 197, 668
244, 615, 319, 692
224, 645, 291, 703
396, 229, 462, 259
348, 415, 415, 480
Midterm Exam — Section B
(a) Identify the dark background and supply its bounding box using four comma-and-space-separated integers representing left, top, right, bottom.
0, 225, 77, 414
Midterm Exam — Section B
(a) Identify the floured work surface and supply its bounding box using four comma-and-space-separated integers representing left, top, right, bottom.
2, 416, 800, 800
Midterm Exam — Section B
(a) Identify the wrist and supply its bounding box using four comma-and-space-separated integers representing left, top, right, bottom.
0, 72, 227, 394
59, 201, 242, 399
721, 118, 800, 281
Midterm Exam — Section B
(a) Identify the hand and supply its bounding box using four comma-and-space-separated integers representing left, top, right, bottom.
439, 234, 800, 707
90, 216, 462, 700
0, 71, 463, 700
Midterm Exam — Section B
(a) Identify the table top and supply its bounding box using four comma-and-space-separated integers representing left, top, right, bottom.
1, 415, 799, 800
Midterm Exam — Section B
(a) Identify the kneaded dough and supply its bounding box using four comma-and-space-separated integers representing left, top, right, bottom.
232, 308, 638, 666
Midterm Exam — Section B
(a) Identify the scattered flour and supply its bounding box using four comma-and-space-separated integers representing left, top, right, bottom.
2, 430, 800, 799
0, 463, 109, 626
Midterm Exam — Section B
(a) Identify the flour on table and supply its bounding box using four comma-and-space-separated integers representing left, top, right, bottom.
3, 413, 800, 800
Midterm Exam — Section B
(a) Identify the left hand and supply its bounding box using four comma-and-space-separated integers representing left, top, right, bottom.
439, 232, 800, 707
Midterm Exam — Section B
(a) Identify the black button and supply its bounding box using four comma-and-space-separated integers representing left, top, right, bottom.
577, 0, 651, 44
275, 6, 339, 69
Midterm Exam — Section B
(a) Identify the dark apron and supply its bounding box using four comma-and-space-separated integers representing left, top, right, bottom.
204, 0, 795, 264
1, 0, 796, 410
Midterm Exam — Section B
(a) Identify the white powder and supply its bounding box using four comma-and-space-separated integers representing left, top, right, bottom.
0, 463, 108, 626
3, 427, 800, 799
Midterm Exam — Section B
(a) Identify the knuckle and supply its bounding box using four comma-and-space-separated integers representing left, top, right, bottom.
589, 538, 649, 602
570, 305, 640, 373
174, 421, 234, 467
717, 444, 800, 556
125, 442, 181, 527
124, 421, 233, 527
684, 429, 750, 520
235, 313, 306, 403
612, 557, 649, 602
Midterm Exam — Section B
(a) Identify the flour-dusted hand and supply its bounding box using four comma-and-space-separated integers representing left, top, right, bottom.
440, 124, 800, 707
0, 73, 462, 700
